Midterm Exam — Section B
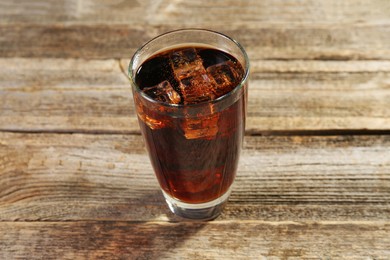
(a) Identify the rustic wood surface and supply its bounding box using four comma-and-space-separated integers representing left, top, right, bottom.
1, 0, 390, 259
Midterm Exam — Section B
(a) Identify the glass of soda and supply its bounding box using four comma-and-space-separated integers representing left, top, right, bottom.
128, 29, 249, 220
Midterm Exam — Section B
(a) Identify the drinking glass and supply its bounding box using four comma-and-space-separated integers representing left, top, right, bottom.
128, 29, 249, 220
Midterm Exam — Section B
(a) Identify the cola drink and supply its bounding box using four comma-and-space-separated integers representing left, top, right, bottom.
129, 29, 249, 220
135, 47, 246, 203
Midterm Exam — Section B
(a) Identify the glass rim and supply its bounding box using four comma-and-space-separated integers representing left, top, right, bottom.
128, 28, 250, 108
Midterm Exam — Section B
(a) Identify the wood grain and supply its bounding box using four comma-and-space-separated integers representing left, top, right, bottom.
1, 0, 389, 25
0, 221, 389, 259
1, 132, 389, 222
1, 24, 390, 60
0, 58, 135, 133
1, 58, 389, 133
1, 1, 390, 258
1, 1, 388, 61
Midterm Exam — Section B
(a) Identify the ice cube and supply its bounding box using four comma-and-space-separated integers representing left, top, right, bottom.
179, 73, 216, 104
169, 48, 219, 139
182, 114, 219, 140
135, 81, 180, 130
143, 80, 181, 104
134, 95, 166, 130
176, 69, 219, 139
207, 60, 242, 97
170, 48, 204, 79
170, 48, 216, 104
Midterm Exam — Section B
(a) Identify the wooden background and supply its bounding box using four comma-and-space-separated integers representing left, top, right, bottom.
0, 0, 389, 259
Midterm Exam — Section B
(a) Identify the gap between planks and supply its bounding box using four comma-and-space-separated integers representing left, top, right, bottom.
0, 220, 389, 226
1, 128, 390, 136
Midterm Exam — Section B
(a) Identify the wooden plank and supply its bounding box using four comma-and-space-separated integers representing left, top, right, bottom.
0, 133, 389, 221
1, 24, 390, 60
1, 0, 389, 25
1, 58, 390, 133
0, 221, 389, 259
0, 24, 151, 59
0, 58, 136, 133
0, 0, 147, 24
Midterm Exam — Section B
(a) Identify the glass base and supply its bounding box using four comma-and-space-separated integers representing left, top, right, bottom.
162, 187, 232, 220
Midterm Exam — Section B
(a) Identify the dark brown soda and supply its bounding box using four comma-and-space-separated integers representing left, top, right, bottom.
135, 47, 246, 203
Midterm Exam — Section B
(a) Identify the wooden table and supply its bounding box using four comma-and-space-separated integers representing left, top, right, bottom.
1, 1, 390, 259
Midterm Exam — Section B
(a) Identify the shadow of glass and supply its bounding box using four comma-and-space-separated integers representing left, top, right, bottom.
81, 190, 208, 259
